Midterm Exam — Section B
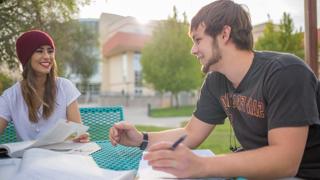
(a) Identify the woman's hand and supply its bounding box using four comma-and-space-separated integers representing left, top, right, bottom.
73, 132, 90, 143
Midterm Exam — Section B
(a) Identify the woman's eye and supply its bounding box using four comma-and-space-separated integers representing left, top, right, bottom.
35, 49, 43, 53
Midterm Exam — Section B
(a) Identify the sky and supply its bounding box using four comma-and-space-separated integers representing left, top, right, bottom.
79, 0, 320, 30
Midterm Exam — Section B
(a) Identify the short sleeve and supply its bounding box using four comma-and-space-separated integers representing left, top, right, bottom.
58, 78, 81, 106
0, 90, 12, 122
193, 75, 227, 124
265, 65, 319, 129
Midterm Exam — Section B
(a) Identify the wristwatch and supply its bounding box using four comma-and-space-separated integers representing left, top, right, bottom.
139, 132, 148, 150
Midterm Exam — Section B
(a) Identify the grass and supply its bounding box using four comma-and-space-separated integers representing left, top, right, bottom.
150, 106, 195, 117
136, 120, 234, 155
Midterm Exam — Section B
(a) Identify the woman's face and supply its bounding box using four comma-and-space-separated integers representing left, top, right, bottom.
30, 45, 55, 75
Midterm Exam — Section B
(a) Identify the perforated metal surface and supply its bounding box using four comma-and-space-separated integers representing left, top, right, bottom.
80, 106, 124, 141
0, 106, 123, 143
0, 122, 17, 144
92, 140, 143, 170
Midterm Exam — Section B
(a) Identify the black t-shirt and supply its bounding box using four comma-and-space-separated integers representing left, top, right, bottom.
193, 51, 320, 178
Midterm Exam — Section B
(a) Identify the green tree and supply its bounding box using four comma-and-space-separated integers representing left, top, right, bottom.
0, 73, 13, 94
141, 7, 202, 107
0, 0, 90, 69
255, 12, 304, 59
67, 21, 99, 92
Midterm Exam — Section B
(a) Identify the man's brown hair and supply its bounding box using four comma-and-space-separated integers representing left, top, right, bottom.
190, 0, 253, 51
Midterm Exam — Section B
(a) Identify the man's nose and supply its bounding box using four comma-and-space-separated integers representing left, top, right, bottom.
191, 44, 198, 55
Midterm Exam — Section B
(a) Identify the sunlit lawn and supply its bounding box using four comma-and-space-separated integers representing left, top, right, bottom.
150, 105, 195, 117
136, 120, 233, 155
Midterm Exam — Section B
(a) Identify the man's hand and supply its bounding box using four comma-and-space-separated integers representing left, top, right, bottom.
144, 141, 206, 178
109, 121, 143, 147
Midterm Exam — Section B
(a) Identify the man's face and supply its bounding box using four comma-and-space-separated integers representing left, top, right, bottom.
190, 24, 222, 73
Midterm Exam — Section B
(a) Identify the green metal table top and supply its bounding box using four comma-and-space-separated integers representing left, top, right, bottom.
91, 140, 143, 170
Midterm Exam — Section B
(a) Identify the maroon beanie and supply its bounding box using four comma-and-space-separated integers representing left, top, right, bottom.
16, 30, 55, 66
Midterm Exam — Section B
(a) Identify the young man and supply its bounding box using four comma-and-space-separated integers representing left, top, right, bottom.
109, 0, 320, 179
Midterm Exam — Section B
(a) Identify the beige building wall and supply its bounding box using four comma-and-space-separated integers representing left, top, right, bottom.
99, 13, 157, 96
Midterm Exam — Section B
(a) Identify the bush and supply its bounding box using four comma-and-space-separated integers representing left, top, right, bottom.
0, 73, 14, 94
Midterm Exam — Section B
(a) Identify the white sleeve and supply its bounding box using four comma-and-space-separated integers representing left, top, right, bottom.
59, 78, 81, 106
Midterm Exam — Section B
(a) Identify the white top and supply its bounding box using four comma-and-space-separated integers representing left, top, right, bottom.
0, 78, 81, 141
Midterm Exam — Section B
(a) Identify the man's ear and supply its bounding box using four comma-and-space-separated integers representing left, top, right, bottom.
221, 25, 232, 43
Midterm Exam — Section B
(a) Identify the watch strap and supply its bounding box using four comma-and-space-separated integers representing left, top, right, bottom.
139, 132, 149, 150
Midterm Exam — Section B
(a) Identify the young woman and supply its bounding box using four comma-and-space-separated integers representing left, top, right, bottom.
0, 30, 88, 142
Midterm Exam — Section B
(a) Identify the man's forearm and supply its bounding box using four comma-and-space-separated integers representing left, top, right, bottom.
201, 146, 301, 178
147, 128, 187, 149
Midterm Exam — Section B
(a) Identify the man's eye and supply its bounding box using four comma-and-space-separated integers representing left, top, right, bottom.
48, 49, 54, 53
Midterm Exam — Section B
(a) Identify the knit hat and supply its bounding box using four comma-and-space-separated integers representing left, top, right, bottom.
16, 30, 55, 66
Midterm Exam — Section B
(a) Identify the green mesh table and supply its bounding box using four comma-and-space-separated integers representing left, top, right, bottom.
91, 140, 143, 170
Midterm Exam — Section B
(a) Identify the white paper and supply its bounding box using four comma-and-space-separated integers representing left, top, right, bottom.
0, 158, 21, 180
7, 148, 136, 180
101, 169, 136, 180
0, 121, 89, 158
12, 148, 102, 180
31, 121, 89, 147
136, 149, 224, 180
67, 142, 101, 155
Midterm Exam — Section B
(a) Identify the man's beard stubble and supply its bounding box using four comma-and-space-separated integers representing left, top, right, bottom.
201, 41, 222, 74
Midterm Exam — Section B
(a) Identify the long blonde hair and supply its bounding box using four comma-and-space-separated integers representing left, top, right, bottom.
20, 59, 57, 123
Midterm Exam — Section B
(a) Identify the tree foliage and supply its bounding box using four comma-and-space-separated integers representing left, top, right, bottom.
0, 72, 14, 94
141, 7, 202, 107
0, 0, 90, 69
255, 12, 304, 59
67, 21, 99, 89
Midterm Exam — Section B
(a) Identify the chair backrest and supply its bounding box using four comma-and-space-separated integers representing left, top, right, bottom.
79, 106, 124, 141
0, 122, 18, 144
0, 106, 124, 144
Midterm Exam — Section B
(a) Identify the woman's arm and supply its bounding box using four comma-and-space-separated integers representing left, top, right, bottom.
0, 117, 8, 135
66, 100, 89, 142
66, 100, 81, 123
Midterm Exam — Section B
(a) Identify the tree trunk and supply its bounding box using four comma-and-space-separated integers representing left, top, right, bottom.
174, 93, 179, 108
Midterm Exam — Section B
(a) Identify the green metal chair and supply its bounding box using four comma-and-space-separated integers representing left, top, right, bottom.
0, 121, 18, 144
0, 106, 143, 170
79, 106, 124, 141
0, 106, 124, 143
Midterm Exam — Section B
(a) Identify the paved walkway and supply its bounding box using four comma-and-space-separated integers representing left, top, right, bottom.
79, 104, 189, 128
123, 107, 189, 128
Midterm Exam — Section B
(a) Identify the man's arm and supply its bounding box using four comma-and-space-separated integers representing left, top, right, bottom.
202, 126, 308, 178
109, 115, 216, 149
147, 115, 216, 149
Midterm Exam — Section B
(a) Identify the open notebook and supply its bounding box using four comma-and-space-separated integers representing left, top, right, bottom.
136, 149, 225, 180
0, 121, 90, 158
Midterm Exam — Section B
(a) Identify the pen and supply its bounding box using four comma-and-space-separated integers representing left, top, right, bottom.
170, 134, 187, 150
